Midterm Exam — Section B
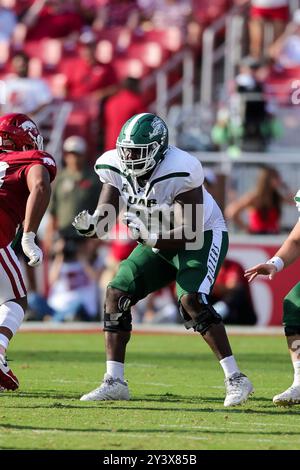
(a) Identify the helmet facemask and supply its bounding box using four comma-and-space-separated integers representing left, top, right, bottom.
117, 140, 161, 177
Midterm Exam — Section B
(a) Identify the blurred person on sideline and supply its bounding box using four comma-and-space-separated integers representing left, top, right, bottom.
29, 237, 105, 322
104, 77, 145, 151
225, 166, 293, 234
235, 56, 277, 151
1, 52, 53, 116
245, 188, 300, 405
211, 259, 257, 325
47, 237, 105, 322
135, 287, 179, 324
45, 136, 101, 250
212, 57, 278, 153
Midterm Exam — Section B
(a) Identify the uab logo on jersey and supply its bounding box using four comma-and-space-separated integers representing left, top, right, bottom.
43, 157, 55, 167
127, 195, 157, 208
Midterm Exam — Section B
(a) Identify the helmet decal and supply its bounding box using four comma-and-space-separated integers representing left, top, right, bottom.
149, 116, 167, 140
20, 120, 38, 132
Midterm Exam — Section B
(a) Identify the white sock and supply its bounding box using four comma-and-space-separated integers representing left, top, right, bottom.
220, 355, 240, 378
106, 361, 124, 381
292, 361, 300, 387
0, 334, 9, 350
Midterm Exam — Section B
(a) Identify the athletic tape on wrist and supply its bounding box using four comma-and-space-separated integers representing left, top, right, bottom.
266, 256, 284, 272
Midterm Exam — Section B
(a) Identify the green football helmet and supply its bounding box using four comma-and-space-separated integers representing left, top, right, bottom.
116, 113, 168, 177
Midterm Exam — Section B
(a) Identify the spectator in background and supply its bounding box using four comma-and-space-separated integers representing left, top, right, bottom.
135, 287, 179, 324
212, 56, 278, 153
104, 77, 145, 151
0, 0, 17, 41
235, 56, 274, 151
138, 0, 192, 31
93, 0, 139, 32
22, 0, 84, 40
64, 33, 117, 100
248, 0, 290, 58
269, 9, 300, 68
28, 237, 105, 322
225, 165, 293, 234
45, 135, 101, 250
47, 237, 105, 322
211, 258, 257, 325
2, 52, 53, 116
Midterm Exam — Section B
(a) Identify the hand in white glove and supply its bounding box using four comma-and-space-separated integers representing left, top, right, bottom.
21, 232, 43, 267
122, 212, 158, 248
72, 210, 99, 237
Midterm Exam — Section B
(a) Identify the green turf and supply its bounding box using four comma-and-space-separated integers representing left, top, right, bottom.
0, 332, 300, 450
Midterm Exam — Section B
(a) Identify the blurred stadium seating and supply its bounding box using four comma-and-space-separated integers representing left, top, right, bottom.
3, 0, 300, 326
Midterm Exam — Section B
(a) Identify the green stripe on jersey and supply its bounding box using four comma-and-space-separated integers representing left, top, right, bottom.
145, 172, 190, 196
95, 164, 136, 194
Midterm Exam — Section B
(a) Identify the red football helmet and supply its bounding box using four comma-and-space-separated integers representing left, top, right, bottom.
0, 113, 44, 152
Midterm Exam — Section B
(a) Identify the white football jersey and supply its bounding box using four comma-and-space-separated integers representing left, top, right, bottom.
95, 145, 227, 232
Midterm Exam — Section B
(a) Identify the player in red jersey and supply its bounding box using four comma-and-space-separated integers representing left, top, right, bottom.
0, 113, 56, 391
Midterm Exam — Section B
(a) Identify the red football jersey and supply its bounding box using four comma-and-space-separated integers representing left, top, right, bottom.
0, 150, 56, 247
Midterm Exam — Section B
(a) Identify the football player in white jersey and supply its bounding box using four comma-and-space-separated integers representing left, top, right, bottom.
73, 113, 253, 406
245, 189, 300, 406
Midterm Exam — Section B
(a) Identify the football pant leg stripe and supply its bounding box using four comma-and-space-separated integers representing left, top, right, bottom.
0, 249, 24, 298
5, 246, 27, 296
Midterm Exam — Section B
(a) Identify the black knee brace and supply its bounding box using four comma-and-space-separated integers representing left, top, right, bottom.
179, 295, 222, 335
284, 325, 300, 337
103, 295, 132, 333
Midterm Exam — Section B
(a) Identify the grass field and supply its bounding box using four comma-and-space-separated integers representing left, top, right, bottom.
1, 331, 300, 450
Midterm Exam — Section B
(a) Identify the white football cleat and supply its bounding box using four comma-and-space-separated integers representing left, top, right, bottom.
0, 354, 19, 391
273, 385, 300, 406
80, 373, 130, 401
224, 372, 253, 407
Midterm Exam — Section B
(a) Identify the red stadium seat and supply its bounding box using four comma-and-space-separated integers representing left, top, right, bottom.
127, 41, 165, 68
96, 27, 132, 52
24, 39, 62, 69
95, 39, 114, 64
141, 28, 183, 53
113, 57, 148, 80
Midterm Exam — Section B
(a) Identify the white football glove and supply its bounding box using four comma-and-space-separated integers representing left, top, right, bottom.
72, 210, 99, 237
21, 232, 43, 267
122, 212, 158, 248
